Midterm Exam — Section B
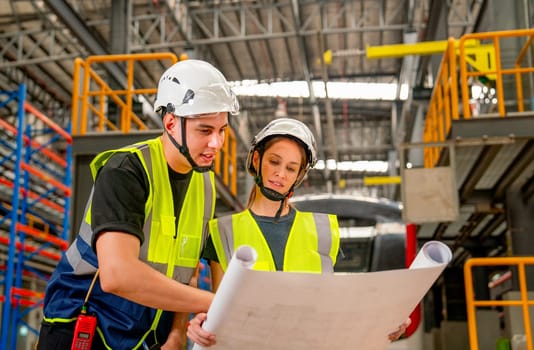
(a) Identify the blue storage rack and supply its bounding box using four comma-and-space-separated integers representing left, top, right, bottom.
0, 84, 72, 350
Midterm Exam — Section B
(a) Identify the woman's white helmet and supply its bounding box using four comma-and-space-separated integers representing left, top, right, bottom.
246, 117, 318, 187
154, 59, 239, 117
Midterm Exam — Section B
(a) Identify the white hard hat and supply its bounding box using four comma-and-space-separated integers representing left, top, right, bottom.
246, 118, 318, 187
154, 59, 239, 117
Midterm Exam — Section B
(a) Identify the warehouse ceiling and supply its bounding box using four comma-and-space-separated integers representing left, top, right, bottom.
0, 0, 483, 199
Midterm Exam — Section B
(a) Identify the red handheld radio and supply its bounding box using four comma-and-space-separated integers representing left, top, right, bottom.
71, 270, 99, 350
71, 306, 97, 350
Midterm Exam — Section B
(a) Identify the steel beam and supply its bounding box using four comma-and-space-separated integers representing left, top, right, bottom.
43, 0, 126, 88
366, 39, 480, 59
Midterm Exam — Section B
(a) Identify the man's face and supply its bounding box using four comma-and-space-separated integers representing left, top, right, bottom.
169, 112, 229, 168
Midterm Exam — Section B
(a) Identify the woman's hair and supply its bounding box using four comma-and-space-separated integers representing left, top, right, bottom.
246, 135, 307, 208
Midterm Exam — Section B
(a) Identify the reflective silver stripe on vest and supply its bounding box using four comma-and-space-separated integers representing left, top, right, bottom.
139, 144, 154, 267
312, 212, 334, 273
199, 171, 213, 260
202, 171, 214, 242
66, 186, 98, 274
215, 215, 235, 266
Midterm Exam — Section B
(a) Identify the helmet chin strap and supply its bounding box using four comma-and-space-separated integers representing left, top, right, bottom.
166, 117, 213, 173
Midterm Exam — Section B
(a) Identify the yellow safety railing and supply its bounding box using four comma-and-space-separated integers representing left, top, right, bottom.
464, 257, 534, 350
423, 28, 534, 167
423, 36, 459, 167
213, 127, 238, 196
71, 53, 239, 196
72, 53, 178, 134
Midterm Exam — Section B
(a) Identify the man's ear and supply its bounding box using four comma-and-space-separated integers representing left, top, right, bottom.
163, 113, 177, 132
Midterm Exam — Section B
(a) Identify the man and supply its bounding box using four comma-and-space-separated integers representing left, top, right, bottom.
37, 59, 239, 349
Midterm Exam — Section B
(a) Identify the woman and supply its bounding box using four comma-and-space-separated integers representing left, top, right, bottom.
207, 117, 340, 278
188, 118, 409, 346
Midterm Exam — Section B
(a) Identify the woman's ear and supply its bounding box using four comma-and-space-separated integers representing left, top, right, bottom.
252, 150, 260, 172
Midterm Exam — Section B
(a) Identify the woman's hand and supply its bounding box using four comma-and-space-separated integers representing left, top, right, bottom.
388, 317, 412, 341
186, 313, 216, 347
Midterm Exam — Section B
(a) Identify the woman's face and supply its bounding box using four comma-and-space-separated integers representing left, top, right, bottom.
254, 137, 304, 194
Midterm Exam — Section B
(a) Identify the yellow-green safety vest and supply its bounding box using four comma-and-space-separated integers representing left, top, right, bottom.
209, 209, 339, 273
